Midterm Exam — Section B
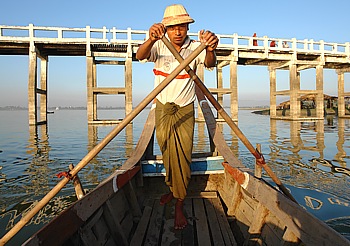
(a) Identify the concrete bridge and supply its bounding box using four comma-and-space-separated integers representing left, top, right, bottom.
1, 24, 350, 125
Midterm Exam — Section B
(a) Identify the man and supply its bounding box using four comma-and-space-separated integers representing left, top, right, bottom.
136, 4, 218, 230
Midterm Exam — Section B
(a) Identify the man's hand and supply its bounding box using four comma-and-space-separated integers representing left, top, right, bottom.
149, 23, 166, 41
200, 30, 219, 52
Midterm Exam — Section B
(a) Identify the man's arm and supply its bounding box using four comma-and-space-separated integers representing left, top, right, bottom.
200, 30, 219, 68
136, 23, 166, 60
204, 49, 217, 68
136, 38, 156, 60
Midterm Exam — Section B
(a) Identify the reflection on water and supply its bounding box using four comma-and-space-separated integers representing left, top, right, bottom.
0, 109, 349, 243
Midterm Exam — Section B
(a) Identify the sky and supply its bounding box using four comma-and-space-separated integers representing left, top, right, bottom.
1, 0, 349, 107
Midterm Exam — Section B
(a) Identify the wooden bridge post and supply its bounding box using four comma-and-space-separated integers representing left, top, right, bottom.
289, 63, 300, 120
125, 29, 133, 116
86, 55, 96, 122
315, 65, 324, 119
28, 43, 37, 125
39, 55, 48, 123
230, 59, 238, 121
197, 63, 205, 121
217, 67, 223, 120
125, 58, 133, 116
93, 61, 97, 119
337, 70, 345, 117
269, 68, 277, 118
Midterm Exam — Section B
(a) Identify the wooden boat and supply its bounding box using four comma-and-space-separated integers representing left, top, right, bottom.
20, 95, 350, 246
2, 39, 349, 246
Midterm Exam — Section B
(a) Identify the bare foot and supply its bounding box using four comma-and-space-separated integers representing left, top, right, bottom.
160, 192, 173, 205
174, 199, 187, 230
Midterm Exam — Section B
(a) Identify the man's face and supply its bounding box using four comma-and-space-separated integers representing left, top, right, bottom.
166, 24, 188, 46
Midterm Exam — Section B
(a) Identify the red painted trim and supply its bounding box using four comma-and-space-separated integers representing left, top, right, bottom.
153, 69, 191, 79
222, 162, 245, 185
115, 166, 140, 190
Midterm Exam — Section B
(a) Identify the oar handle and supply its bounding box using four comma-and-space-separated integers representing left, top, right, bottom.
0, 41, 207, 246
161, 36, 298, 204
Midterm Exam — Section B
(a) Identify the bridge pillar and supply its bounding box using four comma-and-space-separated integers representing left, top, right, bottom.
28, 43, 49, 125
289, 63, 300, 120
315, 65, 324, 119
196, 63, 205, 121
125, 57, 133, 116
269, 68, 277, 118
86, 55, 96, 122
230, 60, 238, 121
336, 69, 350, 117
86, 51, 133, 124
39, 56, 48, 123
28, 44, 37, 125
217, 67, 223, 120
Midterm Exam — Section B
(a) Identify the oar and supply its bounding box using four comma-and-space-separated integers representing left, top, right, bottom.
0, 42, 207, 245
161, 36, 298, 204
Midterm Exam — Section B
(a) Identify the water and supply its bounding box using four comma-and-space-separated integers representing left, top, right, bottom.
0, 108, 349, 244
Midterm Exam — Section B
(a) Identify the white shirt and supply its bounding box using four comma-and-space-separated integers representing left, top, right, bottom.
146, 36, 207, 107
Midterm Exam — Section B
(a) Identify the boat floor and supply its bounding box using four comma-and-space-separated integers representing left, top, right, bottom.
131, 192, 237, 246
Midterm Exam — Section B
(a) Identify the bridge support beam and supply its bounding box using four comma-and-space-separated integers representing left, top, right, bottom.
269, 68, 277, 118
289, 63, 300, 120
28, 45, 38, 125
86, 55, 96, 122
86, 52, 133, 124
230, 60, 238, 121
336, 69, 350, 118
28, 44, 48, 125
196, 64, 205, 121
315, 65, 324, 119
125, 57, 133, 117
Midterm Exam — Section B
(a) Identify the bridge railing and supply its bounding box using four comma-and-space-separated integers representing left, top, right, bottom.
0, 24, 109, 43
0, 24, 349, 58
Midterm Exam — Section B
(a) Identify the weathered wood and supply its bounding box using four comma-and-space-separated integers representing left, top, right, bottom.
130, 199, 154, 246
204, 199, 225, 245
226, 177, 242, 216
182, 198, 195, 245
247, 203, 269, 234
188, 191, 217, 199
282, 228, 300, 246
254, 144, 262, 178
109, 189, 134, 238
211, 198, 237, 246
161, 200, 178, 245
143, 199, 164, 245
105, 200, 129, 245
123, 180, 142, 219
193, 199, 211, 246
80, 207, 104, 245
69, 164, 85, 199
228, 168, 350, 246
245, 203, 269, 245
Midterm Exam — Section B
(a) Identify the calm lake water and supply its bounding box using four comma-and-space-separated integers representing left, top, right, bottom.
0, 108, 349, 244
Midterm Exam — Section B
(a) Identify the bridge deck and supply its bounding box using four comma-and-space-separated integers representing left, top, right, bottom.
1, 24, 349, 69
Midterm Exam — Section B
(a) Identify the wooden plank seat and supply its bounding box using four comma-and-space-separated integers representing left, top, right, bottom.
130, 192, 237, 246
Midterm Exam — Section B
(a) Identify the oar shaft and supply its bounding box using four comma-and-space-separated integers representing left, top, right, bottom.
161, 36, 298, 204
0, 42, 207, 246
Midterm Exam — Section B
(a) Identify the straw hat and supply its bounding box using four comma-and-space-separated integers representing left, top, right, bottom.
161, 4, 195, 27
